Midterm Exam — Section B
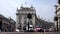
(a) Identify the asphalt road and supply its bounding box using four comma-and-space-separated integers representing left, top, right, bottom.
0, 32, 60, 34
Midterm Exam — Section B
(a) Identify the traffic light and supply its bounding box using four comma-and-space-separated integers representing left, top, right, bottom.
54, 16, 58, 21
27, 13, 32, 19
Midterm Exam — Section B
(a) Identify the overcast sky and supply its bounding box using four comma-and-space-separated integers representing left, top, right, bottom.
0, 0, 57, 22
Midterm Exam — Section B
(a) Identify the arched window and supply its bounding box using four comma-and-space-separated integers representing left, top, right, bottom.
29, 21, 33, 25
23, 25, 26, 30
24, 21, 27, 25
24, 15, 27, 19
19, 15, 21, 23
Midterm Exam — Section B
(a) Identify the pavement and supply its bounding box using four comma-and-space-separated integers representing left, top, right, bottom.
0, 32, 60, 34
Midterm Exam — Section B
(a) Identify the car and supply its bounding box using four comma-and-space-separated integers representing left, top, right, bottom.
34, 28, 44, 32
16, 29, 19, 32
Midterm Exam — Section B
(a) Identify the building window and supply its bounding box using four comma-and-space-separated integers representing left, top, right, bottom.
23, 25, 26, 30
17, 25, 21, 30
24, 15, 27, 19
19, 15, 21, 23
24, 21, 27, 25
19, 15, 21, 19
18, 19, 21, 24
29, 21, 33, 25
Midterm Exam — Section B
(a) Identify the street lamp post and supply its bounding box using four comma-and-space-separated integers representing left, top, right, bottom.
28, 21, 29, 31
27, 13, 32, 31
54, 15, 58, 32
57, 20, 58, 32
54, 5, 58, 32
0, 17, 2, 32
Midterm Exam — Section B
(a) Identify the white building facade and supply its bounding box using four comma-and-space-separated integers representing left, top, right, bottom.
16, 6, 36, 31
54, 0, 60, 31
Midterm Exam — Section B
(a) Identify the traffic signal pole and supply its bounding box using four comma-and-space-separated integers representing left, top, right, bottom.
27, 18, 29, 31
54, 5, 58, 32
28, 22, 29, 31
57, 21, 58, 32
27, 13, 32, 31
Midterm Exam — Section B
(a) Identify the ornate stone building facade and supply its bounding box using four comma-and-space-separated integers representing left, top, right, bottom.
54, 0, 60, 31
0, 14, 16, 32
16, 6, 36, 31
16, 5, 54, 32
36, 17, 54, 30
